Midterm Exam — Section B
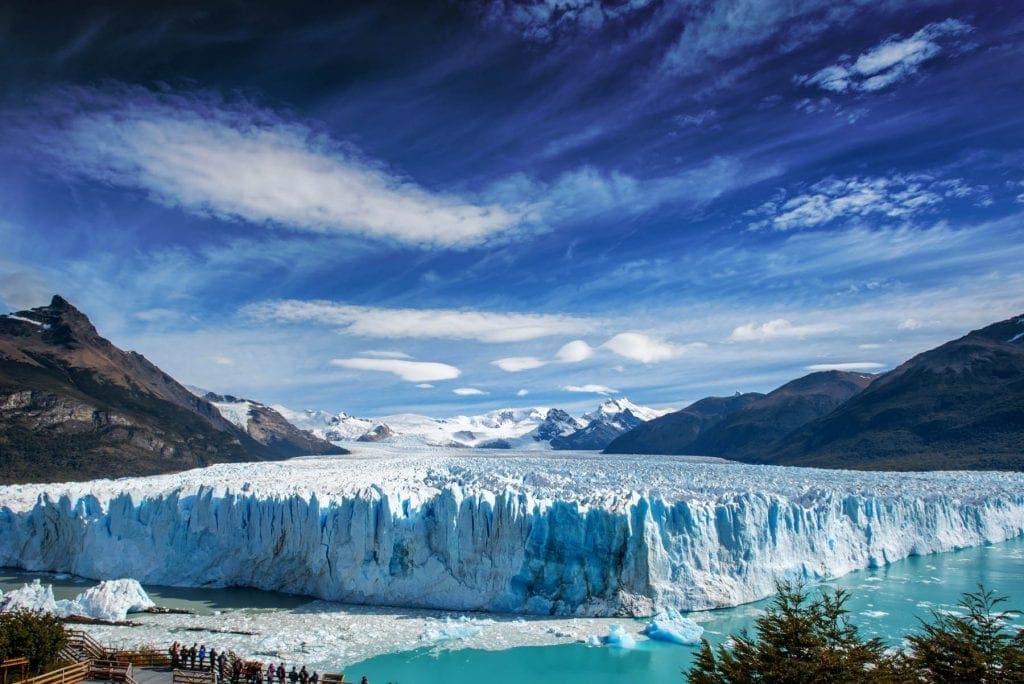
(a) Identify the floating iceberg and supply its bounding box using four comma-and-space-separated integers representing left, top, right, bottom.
2, 450, 1024, 617
61, 579, 155, 621
587, 624, 636, 649
641, 608, 704, 645
419, 617, 483, 642
0, 578, 153, 622
0, 579, 60, 614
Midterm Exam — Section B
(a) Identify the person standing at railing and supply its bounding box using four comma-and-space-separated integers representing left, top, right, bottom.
218, 651, 228, 681
265, 662, 275, 684
276, 662, 285, 684
209, 648, 218, 673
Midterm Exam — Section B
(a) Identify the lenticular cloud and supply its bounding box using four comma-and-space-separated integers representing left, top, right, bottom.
29, 85, 521, 248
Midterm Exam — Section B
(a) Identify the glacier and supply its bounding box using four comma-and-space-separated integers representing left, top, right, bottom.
2, 447, 1024, 617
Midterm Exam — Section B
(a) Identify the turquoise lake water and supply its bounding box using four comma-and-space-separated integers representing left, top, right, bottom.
348, 536, 1024, 683
4, 536, 1024, 683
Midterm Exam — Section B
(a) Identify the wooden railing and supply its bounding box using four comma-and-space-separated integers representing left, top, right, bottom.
172, 669, 215, 684
87, 660, 137, 684
15, 661, 89, 684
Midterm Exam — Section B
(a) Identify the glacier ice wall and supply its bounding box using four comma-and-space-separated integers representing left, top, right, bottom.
2, 451, 1024, 616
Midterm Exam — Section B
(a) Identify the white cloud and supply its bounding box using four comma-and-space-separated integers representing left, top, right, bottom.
0, 267, 51, 310
556, 339, 595, 363
359, 350, 413, 359
898, 318, 923, 330
453, 387, 487, 396
797, 19, 972, 93
35, 86, 522, 248
330, 358, 460, 382
563, 384, 618, 394
748, 174, 978, 231
603, 332, 703, 363
492, 356, 548, 372
516, 389, 529, 397
858, 343, 883, 349
729, 319, 841, 342
212, 355, 235, 366
245, 299, 595, 343
806, 362, 886, 371
415, 383, 435, 389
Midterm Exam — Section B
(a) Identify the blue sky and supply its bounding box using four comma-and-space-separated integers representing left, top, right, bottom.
1, 1, 1022, 416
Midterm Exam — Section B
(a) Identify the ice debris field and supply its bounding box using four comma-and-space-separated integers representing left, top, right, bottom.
3, 447, 1024, 618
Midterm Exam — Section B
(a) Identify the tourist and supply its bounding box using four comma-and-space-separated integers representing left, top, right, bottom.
232, 658, 242, 684
360, 677, 368, 684
298, 666, 308, 684
255, 664, 264, 684
209, 648, 218, 673
198, 645, 207, 670
218, 652, 228, 681
266, 663, 275, 684
309, 673, 318, 684
189, 644, 198, 670
170, 642, 180, 669
288, 666, 299, 684
276, 663, 285, 684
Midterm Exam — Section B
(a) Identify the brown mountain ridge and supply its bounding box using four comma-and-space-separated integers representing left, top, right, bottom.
0, 295, 345, 484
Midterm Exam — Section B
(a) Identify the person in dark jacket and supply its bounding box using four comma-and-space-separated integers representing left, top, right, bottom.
218, 652, 228, 681
189, 644, 198, 670
232, 658, 242, 684
288, 667, 299, 684
276, 664, 285, 684
298, 666, 308, 684
309, 673, 318, 684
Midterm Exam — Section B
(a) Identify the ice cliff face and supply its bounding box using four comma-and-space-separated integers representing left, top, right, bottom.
2, 448, 1023, 616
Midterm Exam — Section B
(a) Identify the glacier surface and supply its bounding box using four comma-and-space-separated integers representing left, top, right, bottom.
2, 447, 1024, 616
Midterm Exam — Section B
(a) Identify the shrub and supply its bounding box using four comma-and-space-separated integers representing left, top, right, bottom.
0, 610, 69, 677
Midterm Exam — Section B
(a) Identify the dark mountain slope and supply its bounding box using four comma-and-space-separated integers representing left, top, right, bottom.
603, 392, 764, 455
0, 296, 344, 484
686, 371, 876, 460
765, 315, 1024, 470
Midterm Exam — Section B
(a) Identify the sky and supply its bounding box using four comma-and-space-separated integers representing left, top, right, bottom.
1, 0, 1022, 417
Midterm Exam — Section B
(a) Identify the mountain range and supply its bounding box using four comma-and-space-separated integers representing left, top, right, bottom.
0, 296, 343, 484
270, 397, 670, 451
2, 296, 1021, 483
607, 313, 1024, 471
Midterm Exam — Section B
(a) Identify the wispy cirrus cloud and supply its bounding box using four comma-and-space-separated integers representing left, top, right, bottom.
797, 19, 973, 93
806, 362, 886, 371
749, 174, 980, 231
25, 85, 522, 249
730, 319, 841, 342
330, 357, 460, 382
453, 387, 487, 396
563, 383, 618, 395
244, 299, 595, 343
492, 356, 547, 372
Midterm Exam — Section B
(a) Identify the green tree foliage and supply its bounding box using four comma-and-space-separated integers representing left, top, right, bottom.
0, 610, 68, 677
687, 581, 898, 683
687, 583, 1024, 684
901, 585, 1024, 682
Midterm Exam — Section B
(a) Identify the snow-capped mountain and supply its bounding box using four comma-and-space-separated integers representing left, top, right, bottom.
270, 398, 668, 451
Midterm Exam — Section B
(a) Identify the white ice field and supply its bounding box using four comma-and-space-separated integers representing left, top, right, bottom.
3, 445, 1024, 619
